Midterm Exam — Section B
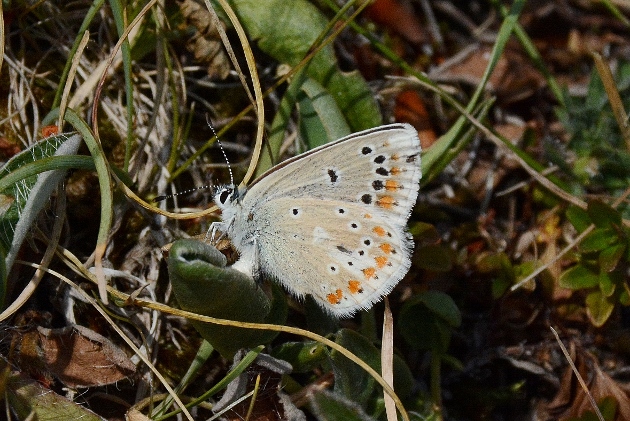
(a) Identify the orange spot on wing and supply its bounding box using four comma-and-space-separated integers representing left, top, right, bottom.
362, 267, 376, 279
326, 289, 343, 304
41, 125, 59, 138
390, 167, 401, 175
385, 180, 400, 191
348, 280, 363, 294
391, 153, 400, 161
364, 213, 372, 219
373, 226, 387, 236
377, 196, 396, 209
379, 243, 394, 254
375, 256, 388, 268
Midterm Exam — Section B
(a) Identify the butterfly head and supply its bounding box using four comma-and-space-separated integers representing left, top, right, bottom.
212, 184, 252, 213
213, 184, 246, 210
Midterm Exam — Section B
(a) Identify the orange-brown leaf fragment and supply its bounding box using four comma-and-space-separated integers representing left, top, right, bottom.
37, 325, 135, 388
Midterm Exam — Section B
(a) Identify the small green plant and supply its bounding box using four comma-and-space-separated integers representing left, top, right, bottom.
560, 201, 630, 326
555, 60, 630, 217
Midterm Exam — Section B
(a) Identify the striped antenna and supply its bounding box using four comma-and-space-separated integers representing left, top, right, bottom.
207, 118, 234, 187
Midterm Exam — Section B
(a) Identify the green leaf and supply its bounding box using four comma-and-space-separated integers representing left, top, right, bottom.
579, 227, 618, 253
414, 244, 453, 272
297, 77, 351, 149
390, 354, 415, 401
559, 264, 600, 290
416, 291, 462, 328
168, 239, 287, 356
587, 200, 622, 228
6, 366, 105, 420
409, 221, 441, 242
398, 291, 461, 353
598, 271, 616, 297
0, 133, 82, 308
477, 252, 515, 295
566, 205, 592, 232
270, 341, 328, 373
509, 261, 545, 295
309, 389, 378, 421
596, 396, 619, 421
491, 275, 512, 298
327, 328, 414, 414
585, 290, 615, 327
477, 252, 513, 275
598, 243, 626, 272
329, 329, 379, 408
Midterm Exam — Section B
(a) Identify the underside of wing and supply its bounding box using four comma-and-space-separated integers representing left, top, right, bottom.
253, 197, 414, 317
234, 124, 422, 316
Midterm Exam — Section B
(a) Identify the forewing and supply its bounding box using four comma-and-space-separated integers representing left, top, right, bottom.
245, 123, 421, 224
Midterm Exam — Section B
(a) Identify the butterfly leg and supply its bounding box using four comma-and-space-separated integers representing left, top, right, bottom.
208, 221, 227, 244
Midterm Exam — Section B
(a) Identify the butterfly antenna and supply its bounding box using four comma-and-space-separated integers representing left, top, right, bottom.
153, 185, 212, 203
207, 119, 234, 187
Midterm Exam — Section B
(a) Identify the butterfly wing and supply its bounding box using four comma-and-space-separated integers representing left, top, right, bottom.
248, 124, 421, 220
232, 124, 421, 316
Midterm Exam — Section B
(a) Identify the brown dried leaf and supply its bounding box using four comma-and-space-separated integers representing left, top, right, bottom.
126, 408, 152, 421
431, 44, 545, 104
365, 0, 427, 45
394, 90, 437, 149
178, 0, 231, 79
35, 325, 135, 388
543, 348, 630, 420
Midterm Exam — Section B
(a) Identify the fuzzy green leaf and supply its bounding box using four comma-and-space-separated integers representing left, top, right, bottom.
309, 389, 378, 421
168, 239, 287, 356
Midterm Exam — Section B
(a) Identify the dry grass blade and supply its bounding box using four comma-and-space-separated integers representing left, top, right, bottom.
592, 52, 630, 150
550, 326, 604, 421
0, 0, 4, 72
382, 299, 396, 421
207, 0, 265, 188
57, 30, 90, 130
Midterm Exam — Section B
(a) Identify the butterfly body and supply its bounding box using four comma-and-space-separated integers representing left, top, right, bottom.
213, 123, 421, 317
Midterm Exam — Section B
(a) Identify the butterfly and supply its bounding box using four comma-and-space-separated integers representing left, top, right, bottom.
212, 123, 421, 317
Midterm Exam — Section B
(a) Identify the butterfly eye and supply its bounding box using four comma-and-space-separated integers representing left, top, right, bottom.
219, 188, 232, 204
